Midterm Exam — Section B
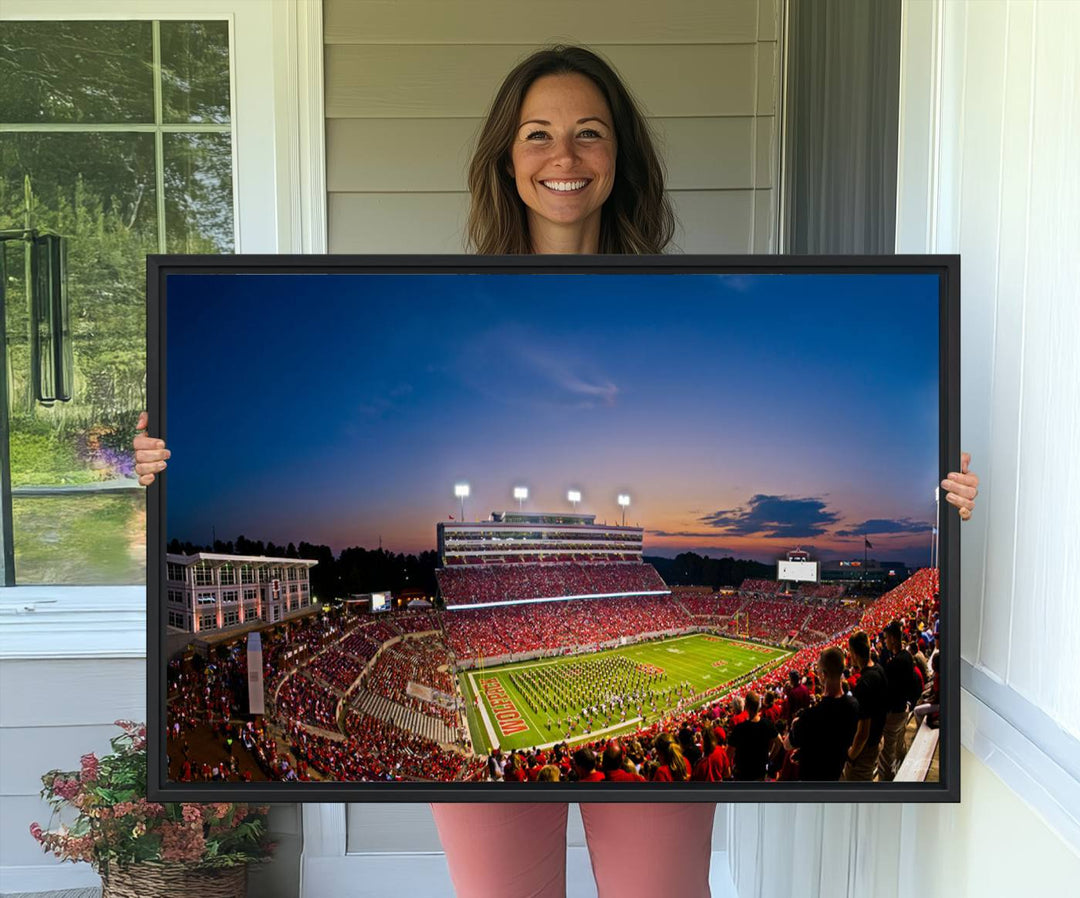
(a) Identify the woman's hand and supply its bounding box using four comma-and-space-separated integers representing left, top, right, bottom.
133, 411, 170, 486
941, 452, 979, 521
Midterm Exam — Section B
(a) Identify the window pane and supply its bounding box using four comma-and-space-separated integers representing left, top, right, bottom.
12, 492, 146, 585
164, 133, 235, 252
1, 20, 234, 586
160, 21, 232, 124
1, 132, 157, 476
0, 22, 154, 124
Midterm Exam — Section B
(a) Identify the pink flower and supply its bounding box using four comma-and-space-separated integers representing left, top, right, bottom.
52, 778, 80, 801
160, 822, 206, 863
137, 799, 166, 818
80, 753, 99, 782
29, 822, 43, 842
181, 804, 202, 824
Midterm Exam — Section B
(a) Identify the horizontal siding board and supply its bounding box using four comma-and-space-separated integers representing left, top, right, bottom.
753, 187, 777, 252
757, 0, 780, 42
327, 117, 759, 193
0, 659, 145, 728
753, 115, 775, 188
755, 40, 778, 115
345, 803, 443, 852
327, 119, 478, 192
669, 189, 755, 253
2, 794, 71, 867
324, 0, 759, 45
326, 44, 758, 119
328, 188, 759, 255
329, 192, 470, 253
0, 724, 122, 796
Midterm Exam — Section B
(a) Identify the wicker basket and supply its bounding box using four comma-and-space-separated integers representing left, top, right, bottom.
100, 862, 247, 898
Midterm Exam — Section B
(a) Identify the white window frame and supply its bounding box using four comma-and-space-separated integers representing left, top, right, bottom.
0, 0, 326, 657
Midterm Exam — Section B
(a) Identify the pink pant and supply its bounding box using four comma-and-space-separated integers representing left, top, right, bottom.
431, 802, 716, 898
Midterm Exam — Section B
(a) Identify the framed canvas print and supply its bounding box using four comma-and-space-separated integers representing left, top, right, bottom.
147, 254, 960, 803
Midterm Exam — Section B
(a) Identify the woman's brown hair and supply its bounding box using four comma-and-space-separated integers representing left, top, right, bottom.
466, 45, 675, 255
653, 732, 689, 781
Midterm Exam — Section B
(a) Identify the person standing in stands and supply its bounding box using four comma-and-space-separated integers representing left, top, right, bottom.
135, 43, 981, 898
727, 692, 781, 782
842, 631, 889, 781
879, 621, 918, 780
786, 647, 860, 781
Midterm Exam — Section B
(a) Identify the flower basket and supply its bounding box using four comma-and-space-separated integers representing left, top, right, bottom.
101, 862, 247, 898
30, 721, 273, 891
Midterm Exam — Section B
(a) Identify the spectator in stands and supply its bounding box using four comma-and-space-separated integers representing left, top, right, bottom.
843, 631, 889, 781
651, 732, 690, 782
537, 765, 562, 783
692, 724, 731, 782
784, 670, 811, 722
679, 725, 703, 768
910, 639, 930, 685
727, 691, 781, 781
913, 651, 941, 728
879, 621, 918, 781
573, 747, 606, 783
601, 741, 645, 782
787, 647, 859, 781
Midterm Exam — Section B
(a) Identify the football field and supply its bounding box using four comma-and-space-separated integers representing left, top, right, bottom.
457, 633, 790, 753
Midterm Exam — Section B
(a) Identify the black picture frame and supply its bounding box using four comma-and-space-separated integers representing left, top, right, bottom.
147, 253, 960, 803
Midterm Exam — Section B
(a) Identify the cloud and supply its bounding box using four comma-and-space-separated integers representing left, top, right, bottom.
834, 518, 931, 537
649, 530, 745, 539
697, 494, 840, 539
454, 326, 618, 410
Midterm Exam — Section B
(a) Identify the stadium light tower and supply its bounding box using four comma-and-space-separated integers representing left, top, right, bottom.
455, 482, 470, 522
567, 489, 581, 512
513, 486, 528, 511
617, 493, 631, 527
933, 486, 940, 570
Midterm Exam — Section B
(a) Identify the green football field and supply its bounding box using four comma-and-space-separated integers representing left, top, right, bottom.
457, 633, 791, 753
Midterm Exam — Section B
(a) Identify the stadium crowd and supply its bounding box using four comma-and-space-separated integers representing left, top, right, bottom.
479, 567, 940, 785
437, 561, 667, 606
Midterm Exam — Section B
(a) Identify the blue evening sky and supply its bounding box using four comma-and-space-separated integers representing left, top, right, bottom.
165, 271, 939, 566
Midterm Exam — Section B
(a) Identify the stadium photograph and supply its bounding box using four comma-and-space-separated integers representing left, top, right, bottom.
157, 267, 944, 790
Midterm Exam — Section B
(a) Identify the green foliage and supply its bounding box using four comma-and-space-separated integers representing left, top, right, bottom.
30, 722, 273, 874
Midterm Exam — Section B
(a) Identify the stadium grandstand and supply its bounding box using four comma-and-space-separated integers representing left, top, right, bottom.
166, 527, 942, 787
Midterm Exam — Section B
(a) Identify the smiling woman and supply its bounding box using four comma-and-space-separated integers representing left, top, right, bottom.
465, 45, 674, 255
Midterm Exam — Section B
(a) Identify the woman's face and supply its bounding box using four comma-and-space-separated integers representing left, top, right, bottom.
509, 72, 617, 238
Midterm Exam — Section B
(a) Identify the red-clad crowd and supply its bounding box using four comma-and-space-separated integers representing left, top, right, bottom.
736, 597, 815, 640
361, 637, 461, 730
307, 649, 365, 692
672, 588, 745, 620
284, 712, 485, 781
440, 594, 693, 658
273, 672, 341, 731
437, 561, 667, 606
487, 568, 942, 785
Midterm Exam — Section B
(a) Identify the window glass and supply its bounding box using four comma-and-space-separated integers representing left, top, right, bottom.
0, 22, 155, 124
1, 20, 234, 585
160, 21, 231, 124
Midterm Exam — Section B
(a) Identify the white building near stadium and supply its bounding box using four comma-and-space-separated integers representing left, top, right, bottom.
165, 552, 318, 634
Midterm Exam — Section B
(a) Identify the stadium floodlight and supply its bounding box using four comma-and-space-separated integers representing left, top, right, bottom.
567, 489, 581, 511
513, 486, 528, 510
454, 482, 470, 521
617, 493, 631, 527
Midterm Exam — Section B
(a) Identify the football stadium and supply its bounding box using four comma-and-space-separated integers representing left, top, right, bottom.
165, 506, 941, 786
